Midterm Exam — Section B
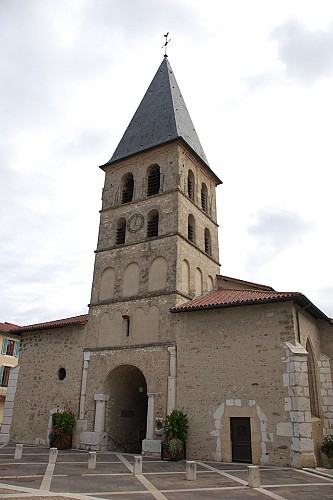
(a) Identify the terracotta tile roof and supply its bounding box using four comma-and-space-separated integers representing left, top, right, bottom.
171, 288, 303, 312
9, 314, 89, 333
0, 322, 21, 332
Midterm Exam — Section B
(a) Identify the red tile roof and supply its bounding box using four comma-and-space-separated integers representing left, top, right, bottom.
9, 314, 89, 333
0, 322, 21, 332
171, 288, 304, 312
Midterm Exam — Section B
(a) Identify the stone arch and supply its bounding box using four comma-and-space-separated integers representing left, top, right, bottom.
207, 274, 214, 291
148, 256, 167, 292
195, 267, 203, 296
98, 311, 122, 346
182, 259, 190, 295
105, 365, 148, 453
99, 267, 116, 301
123, 262, 139, 297
132, 306, 159, 343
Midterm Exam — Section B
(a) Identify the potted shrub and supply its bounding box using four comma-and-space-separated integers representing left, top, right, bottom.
161, 409, 189, 460
321, 434, 333, 467
49, 408, 75, 450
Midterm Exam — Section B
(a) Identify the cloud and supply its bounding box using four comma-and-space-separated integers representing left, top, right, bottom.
246, 209, 313, 269
270, 18, 333, 83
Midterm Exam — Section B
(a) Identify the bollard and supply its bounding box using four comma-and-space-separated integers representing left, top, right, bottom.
186, 461, 196, 481
14, 444, 23, 460
247, 465, 260, 488
88, 451, 97, 469
133, 455, 143, 475
49, 447, 58, 464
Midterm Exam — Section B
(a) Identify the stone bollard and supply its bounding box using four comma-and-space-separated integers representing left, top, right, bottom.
14, 444, 23, 460
133, 455, 143, 475
247, 465, 260, 488
49, 448, 58, 464
186, 461, 196, 481
88, 451, 97, 469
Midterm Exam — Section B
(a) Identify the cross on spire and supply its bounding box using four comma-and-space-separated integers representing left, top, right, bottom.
162, 32, 171, 57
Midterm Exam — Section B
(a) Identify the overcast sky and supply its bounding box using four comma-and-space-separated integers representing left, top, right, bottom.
1, 0, 333, 325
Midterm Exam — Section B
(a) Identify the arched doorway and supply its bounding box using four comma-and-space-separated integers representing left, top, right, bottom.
105, 365, 148, 453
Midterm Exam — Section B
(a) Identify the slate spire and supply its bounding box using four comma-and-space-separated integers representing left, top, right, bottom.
108, 57, 208, 166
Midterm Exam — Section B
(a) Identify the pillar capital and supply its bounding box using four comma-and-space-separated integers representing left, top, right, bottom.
94, 393, 108, 402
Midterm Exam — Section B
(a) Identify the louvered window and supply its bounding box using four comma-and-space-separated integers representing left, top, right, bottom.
147, 211, 159, 238
122, 174, 134, 204
147, 165, 160, 196
188, 170, 195, 200
204, 228, 211, 255
116, 219, 126, 245
188, 214, 195, 243
201, 183, 208, 212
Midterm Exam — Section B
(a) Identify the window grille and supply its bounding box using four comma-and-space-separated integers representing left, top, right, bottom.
147, 214, 159, 238
116, 221, 126, 245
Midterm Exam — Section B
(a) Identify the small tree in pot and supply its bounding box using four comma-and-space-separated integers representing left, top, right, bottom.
321, 434, 333, 467
49, 408, 75, 450
162, 409, 189, 460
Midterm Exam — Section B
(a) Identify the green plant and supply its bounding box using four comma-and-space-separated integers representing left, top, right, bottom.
168, 438, 183, 459
321, 434, 333, 457
163, 409, 189, 443
52, 409, 75, 434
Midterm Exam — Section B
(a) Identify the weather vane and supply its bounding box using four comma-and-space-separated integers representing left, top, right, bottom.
162, 32, 171, 57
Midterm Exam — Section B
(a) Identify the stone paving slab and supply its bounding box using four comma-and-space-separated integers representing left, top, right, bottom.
0, 445, 333, 500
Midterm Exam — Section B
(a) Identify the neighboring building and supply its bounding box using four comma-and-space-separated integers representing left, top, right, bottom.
3, 57, 333, 467
0, 323, 20, 424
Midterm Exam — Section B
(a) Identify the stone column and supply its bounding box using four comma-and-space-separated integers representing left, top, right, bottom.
146, 393, 155, 440
94, 394, 108, 433
79, 351, 91, 420
167, 346, 176, 414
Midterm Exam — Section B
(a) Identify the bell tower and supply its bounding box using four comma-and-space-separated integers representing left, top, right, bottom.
87, 56, 222, 348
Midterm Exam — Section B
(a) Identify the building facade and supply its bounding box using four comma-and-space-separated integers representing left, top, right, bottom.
3, 57, 333, 468
0, 323, 20, 425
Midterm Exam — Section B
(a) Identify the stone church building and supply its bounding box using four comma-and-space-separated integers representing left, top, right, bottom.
2, 56, 333, 468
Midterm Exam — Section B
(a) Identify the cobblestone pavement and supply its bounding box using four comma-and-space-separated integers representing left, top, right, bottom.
0, 444, 333, 499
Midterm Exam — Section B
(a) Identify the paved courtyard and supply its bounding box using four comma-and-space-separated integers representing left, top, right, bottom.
0, 444, 332, 499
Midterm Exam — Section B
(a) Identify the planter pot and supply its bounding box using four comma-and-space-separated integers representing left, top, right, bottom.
50, 432, 72, 450
161, 441, 186, 461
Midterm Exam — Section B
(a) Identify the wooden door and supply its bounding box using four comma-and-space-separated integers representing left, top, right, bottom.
231, 417, 252, 463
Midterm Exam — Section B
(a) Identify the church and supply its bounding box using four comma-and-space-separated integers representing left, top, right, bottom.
2, 56, 333, 468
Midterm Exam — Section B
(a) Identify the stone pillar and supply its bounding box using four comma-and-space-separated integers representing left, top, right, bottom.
14, 444, 23, 460
133, 455, 143, 475
146, 393, 155, 439
94, 394, 108, 433
167, 346, 176, 415
79, 351, 91, 420
247, 465, 260, 488
186, 461, 196, 481
88, 451, 97, 469
142, 392, 161, 456
49, 448, 58, 464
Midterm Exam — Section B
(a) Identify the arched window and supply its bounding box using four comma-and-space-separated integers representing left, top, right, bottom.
116, 218, 126, 245
201, 183, 208, 212
147, 210, 159, 238
306, 339, 320, 417
147, 164, 160, 196
121, 173, 134, 204
188, 214, 195, 243
204, 228, 211, 255
187, 170, 195, 200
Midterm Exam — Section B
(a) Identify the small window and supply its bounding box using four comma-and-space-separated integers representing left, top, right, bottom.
201, 183, 208, 212
147, 210, 159, 238
0, 366, 11, 387
188, 214, 195, 243
147, 165, 160, 196
1, 339, 18, 357
58, 368, 66, 380
204, 228, 211, 255
116, 218, 126, 245
188, 170, 195, 200
122, 173, 134, 204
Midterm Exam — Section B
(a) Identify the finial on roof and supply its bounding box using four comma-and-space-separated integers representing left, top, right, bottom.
162, 32, 171, 57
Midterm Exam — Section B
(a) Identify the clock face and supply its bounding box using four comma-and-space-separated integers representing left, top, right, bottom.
127, 213, 144, 233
